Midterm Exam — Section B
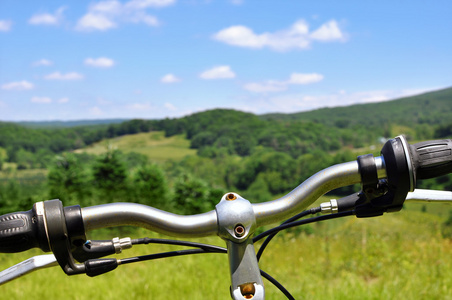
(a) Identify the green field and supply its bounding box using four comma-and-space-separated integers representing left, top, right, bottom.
74, 131, 197, 162
2, 205, 452, 299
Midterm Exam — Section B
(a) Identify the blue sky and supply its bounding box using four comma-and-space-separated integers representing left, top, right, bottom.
0, 0, 451, 121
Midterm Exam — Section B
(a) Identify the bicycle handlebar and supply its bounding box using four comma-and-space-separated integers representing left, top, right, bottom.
0, 136, 452, 253
0, 136, 451, 254
0, 136, 451, 299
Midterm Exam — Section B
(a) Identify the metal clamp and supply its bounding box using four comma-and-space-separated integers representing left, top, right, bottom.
216, 193, 256, 242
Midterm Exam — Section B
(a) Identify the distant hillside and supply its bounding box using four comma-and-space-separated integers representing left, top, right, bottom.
261, 87, 452, 128
18, 119, 128, 128
1, 87, 451, 169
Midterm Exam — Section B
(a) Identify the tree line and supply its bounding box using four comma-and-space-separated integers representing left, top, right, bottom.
2, 108, 451, 171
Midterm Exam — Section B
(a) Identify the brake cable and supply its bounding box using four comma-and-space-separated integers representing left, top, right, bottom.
254, 210, 356, 257
255, 206, 322, 261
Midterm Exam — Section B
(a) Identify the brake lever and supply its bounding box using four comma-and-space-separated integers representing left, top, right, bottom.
405, 189, 452, 202
0, 254, 58, 285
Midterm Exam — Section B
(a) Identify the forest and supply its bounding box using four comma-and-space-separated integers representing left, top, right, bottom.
0, 87, 451, 215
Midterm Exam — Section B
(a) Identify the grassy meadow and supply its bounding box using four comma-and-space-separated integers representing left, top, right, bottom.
74, 131, 197, 163
2, 203, 452, 299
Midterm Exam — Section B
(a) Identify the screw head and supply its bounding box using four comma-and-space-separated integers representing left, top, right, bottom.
234, 224, 245, 237
226, 193, 237, 201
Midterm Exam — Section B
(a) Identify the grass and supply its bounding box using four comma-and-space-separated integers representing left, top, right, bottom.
2, 208, 452, 299
74, 131, 197, 162
0, 168, 47, 179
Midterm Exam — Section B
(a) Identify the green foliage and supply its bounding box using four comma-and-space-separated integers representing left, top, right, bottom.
132, 164, 168, 208
435, 121, 452, 138
92, 149, 128, 196
172, 173, 224, 214
0, 175, 47, 214
441, 210, 452, 239
0, 148, 4, 171
242, 174, 273, 203
122, 152, 149, 169
47, 153, 91, 206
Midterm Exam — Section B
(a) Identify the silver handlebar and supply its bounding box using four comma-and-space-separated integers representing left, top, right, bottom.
81, 157, 387, 236
82, 204, 218, 237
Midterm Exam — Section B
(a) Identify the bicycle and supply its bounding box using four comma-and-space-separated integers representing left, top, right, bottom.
1, 135, 451, 299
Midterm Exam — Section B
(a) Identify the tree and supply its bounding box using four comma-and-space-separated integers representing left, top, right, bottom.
92, 149, 128, 199
243, 174, 272, 203
0, 147, 4, 171
133, 164, 168, 208
0, 180, 20, 214
172, 174, 211, 214
48, 153, 90, 205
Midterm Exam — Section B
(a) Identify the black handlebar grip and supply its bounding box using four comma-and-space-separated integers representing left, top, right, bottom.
0, 209, 39, 253
409, 139, 452, 180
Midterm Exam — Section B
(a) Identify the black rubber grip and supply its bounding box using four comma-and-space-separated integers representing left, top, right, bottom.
0, 209, 39, 253
409, 139, 452, 180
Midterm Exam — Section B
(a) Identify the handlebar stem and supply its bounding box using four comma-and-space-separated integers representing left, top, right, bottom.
216, 193, 264, 300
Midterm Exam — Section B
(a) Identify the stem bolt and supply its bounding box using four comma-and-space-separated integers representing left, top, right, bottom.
226, 193, 237, 201
234, 224, 246, 237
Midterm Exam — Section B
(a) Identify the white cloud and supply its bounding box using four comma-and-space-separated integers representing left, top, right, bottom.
243, 81, 287, 93
200, 65, 236, 80
29, 7, 66, 26
244, 72, 324, 93
125, 0, 176, 9
33, 59, 53, 67
84, 57, 115, 68
0, 20, 12, 32
91, 0, 123, 13
161, 73, 181, 83
29, 96, 68, 104
288, 73, 324, 85
31, 96, 52, 104
76, 13, 117, 31
310, 20, 344, 41
212, 25, 268, 49
45, 72, 84, 80
1, 81, 34, 91
213, 19, 346, 51
76, 0, 172, 31
164, 102, 177, 110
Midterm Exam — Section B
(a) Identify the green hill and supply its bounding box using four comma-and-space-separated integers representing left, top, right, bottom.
1, 87, 451, 169
18, 119, 127, 129
261, 87, 452, 128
